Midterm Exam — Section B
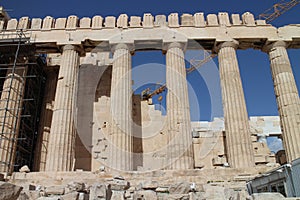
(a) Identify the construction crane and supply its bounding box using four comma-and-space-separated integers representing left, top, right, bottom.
142, 84, 166, 101
259, 0, 300, 23
142, 0, 300, 101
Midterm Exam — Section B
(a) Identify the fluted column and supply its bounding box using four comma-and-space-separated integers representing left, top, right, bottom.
267, 41, 300, 162
45, 45, 79, 171
166, 42, 194, 169
0, 66, 27, 173
34, 70, 57, 171
217, 41, 254, 168
108, 43, 133, 171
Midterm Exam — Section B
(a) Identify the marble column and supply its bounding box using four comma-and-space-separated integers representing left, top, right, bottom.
45, 45, 79, 171
217, 41, 254, 168
0, 65, 27, 173
166, 42, 194, 169
267, 41, 300, 162
34, 70, 57, 171
109, 43, 133, 171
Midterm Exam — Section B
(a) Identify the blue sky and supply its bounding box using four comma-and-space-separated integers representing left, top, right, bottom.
2, 0, 300, 121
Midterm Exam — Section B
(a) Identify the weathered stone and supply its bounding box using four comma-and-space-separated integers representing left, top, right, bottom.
194, 13, 205, 27
181, 14, 194, 27
143, 13, 153, 28
168, 194, 189, 200
19, 165, 30, 173
0, 181, 23, 200
168, 182, 191, 194
141, 180, 158, 189
92, 16, 103, 29
250, 192, 285, 200
111, 191, 125, 200
78, 192, 89, 200
79, 17, 91, 28
42, 16, 54, 30
154, 15, 167, 27
61, 191, 79, 200
65, 182, 85, 193
89, 183, 112, 200
36, 197, 60, 200
31, 18, 42, 30
20, 191, 40, 200
7, 19, 18, 30
134, 190, 157, 200
107, 179, 130, 191
155, 187, 168, 193
18, 16, 30, 30
54, 18, 67, 29
45, 185, 65, 195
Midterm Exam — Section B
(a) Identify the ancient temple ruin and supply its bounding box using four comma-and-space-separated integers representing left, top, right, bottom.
0, 8, 299, 178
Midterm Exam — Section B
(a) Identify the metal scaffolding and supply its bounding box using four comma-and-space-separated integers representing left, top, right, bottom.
0, 30, 45, 173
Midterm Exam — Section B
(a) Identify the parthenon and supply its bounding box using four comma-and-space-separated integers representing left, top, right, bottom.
0, 8, 299, 199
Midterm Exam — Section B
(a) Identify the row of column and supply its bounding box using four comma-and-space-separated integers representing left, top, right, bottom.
0, 39, 299, 172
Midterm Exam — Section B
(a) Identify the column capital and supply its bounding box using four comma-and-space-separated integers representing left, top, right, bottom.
60, 44, 85, 56
162, 41, 187, 53
110, 43, 135, 54
262, 40, 287, 53
214, 40, 239, 53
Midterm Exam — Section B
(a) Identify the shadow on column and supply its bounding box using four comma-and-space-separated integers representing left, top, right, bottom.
132, 94, 143, 170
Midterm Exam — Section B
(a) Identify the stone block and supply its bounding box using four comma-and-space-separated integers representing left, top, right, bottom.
19, 190, 40, 200
154, 15, 167, 27
181, 14, 194, 27
18, 16, 30, 30
42, 16, 54, 30
218, 12, 231, 26
104, 16, 116, 28
168, 194, 189, 200
89, 183, 112, 200
194, 13, 205, 27
129, 16, 142, 27
36, 197, 60, 200
111, 191, 125, 200
143, 13, 153, 28
168, 182, 191, 194
168, 13, 179, 27
242, 12, 256, 26
7, 19, 18, 30
65, 181, 85, 193
45, 185, 65, 195
78, 192, 89, 200
61, 192, 79, 200
107, 179, 130, 191
31, 18, 42, 30
66, 15, 78, 30
231, 14, 241, 25
91, 16, 103, 29
54, 18, 67, 29
117, 14, 128, 28
79, 17, 91, 29
206, 14, 218, 26
134, 190, 157, 200
141, 180, 158, 189
254, 155, 267, 163
155, 187, 168, 193
19, 165, 30, 173
212, 156, 226, 166
0, 181, 23, 200
256, 20, 267, 26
